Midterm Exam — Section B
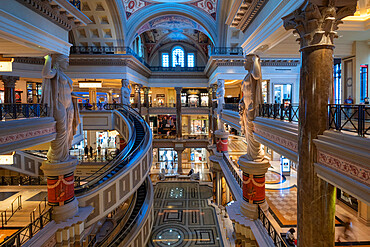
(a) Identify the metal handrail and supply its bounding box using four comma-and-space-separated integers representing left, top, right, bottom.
149, 66, 205, 72
224, 103, 239, 112
0, 208, 52, 247
30, 197, 48, 224
257, 206, 288, 247
0, 103, 48, 120
222, 154, 243, 189
1, 195, 22, 228
75, 104, 150, 195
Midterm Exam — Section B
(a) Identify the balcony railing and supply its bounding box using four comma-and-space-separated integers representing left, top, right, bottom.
259, 104, 299, 122
0, 104, 48, 121
258, 206, 288, 247
1, 195, 22, 228
70, 46, 149, 67
223, 154, 243, 189
224, 103, 239, 112
149, 66, 205, 72
328, 104, 370, 137
259, 103, 370, 137
0, 176, 46, 186
0, 208, 52, 247
211, 47, 243, 56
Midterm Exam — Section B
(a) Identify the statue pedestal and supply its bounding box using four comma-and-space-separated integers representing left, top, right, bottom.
41, 158, 79, 222
238, 155, 270, 220
215, 130, 229, 154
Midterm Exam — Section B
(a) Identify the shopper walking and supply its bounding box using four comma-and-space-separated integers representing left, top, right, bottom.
84, 145, 88, 158
89, 146, 93, 158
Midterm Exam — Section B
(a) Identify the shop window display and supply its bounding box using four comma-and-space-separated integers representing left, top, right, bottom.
157, 115, 176, 136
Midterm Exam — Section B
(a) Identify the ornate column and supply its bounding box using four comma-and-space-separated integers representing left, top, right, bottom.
282, 1, 357, 246
0, 75, 19, 104
208, 87, 213, 138
143, 87, 150, 123
211, 84, 218, 145
174, 147, 184, 174
214, 79, 228, 154
89, 88, 97, 105
134, 84, 142, 112
175, 87, 182, 139
121, 79, 131, 105
32, 82, 38, 103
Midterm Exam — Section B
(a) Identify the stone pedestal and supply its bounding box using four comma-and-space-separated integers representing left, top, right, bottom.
215, 130, 229, 154
238, 155, 270, 220
41, 158, 79, 222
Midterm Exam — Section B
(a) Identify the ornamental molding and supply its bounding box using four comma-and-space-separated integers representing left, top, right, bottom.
0, 127, 56, 145
14, 57, 43, 65
15, 0, 75, 31
317, 150, 369, 187
282, 0, 357, 49
261, 59, 300, 67
254, 126, 298, 152
231, 0, 268, 31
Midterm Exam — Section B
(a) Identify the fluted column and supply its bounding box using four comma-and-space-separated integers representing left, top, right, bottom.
89, 88, 97, 105
175, 87, 182, 138
211, 84, 217, 145
283, 1, 357, 246
208, 87, 213, 138
0, 75, 19, 104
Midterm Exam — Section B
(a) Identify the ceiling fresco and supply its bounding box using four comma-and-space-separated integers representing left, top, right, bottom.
122, 0, 218, 20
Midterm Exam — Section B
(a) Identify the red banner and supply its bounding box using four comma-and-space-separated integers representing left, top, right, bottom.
47, 173, 75, 206
242, 173, 265, 204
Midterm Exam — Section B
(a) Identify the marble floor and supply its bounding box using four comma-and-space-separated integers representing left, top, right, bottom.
148, 182, 224, 247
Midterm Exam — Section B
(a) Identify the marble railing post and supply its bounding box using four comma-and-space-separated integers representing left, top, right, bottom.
283, 1, 357, 246
0, 75, 19, 104
175, 87, 182, 139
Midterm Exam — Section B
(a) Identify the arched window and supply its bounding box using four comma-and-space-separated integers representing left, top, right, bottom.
172, 46, 185, 67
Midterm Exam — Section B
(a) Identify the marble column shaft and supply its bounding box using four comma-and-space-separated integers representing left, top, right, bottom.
143, 87, 150, 123
176, 149, 183, 174
0, 75, 19, 104
175, 87, 182, 138
211, 84, 217, 144
283, 1, 357, 246
134, 84, 142, 113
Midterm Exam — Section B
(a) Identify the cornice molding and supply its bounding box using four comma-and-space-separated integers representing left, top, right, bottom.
261, 59, 300, 67
237, 0, 268, 32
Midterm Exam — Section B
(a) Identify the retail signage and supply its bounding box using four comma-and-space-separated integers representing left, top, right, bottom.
0, 61, 12, 72
281, 156, 291, 175
0, 154, 14, 165
78, 82, 102, 88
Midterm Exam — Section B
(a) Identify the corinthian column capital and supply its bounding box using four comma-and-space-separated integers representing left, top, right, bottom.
282, 0, 357, 49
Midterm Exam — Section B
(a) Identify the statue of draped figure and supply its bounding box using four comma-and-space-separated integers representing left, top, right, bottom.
240, 54, 264, 161
41, 55, 80, 163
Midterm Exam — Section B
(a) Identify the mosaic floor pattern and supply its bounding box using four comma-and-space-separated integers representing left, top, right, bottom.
149, 182, 223, 247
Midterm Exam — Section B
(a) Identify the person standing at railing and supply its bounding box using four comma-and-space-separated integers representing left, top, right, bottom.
344, 96, 353, 117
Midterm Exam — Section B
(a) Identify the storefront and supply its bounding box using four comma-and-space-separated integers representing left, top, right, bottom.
0, 88, 23, 103
150, 115, 177, 136
26, 82, 42, 103
273, 83, 292, 104
181, 89, 208, 107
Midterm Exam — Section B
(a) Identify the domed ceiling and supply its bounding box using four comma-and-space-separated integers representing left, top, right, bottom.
122, 0, 217, 20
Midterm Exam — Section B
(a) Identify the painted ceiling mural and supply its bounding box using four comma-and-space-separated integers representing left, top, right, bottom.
122, 0, 218, 20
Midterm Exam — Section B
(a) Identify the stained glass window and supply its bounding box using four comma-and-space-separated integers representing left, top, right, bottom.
162, 53, 169, 67
172, 47, 184, 67
187, 53, 195, 67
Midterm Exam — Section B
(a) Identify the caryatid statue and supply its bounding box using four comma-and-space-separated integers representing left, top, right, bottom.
121, 79, 131, 106
240, 54, 264, 161
237, 54, 269, 219
40, 54, 81, 222
41, 54, 80, 163
215, 79, 225, 131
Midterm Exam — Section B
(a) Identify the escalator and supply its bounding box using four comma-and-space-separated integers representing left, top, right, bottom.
74, 106, 148, 195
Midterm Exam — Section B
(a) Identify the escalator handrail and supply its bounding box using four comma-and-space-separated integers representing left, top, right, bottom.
74, 109, 136, 188
107, 179, 151, 247
75, 105, 150, 195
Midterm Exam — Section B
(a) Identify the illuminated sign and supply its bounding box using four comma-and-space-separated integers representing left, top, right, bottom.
0, 62, 12, 72
0, 154, 14, 165
78, 82, 102, 88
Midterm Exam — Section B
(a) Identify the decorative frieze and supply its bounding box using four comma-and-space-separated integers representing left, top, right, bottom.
254, 127, 298, 152
317, 150, 370, 187
0, 126, 56, 145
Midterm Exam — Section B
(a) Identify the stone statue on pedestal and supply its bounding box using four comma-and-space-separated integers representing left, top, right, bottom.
215, 79, 225, 131
240, 54, 264, 161
121, 79, 131, 106
41, 54, 80, 163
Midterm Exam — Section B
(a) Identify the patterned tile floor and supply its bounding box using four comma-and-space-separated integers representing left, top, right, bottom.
148, 182, 224, 247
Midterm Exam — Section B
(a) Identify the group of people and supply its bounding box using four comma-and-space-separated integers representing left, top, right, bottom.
157, 115, 176, 135
84, 145, 106, 159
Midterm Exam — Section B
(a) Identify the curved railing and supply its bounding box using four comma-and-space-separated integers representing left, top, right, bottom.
74, 104, 146, 195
